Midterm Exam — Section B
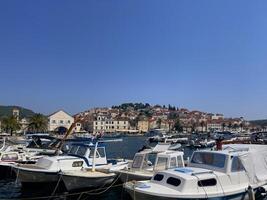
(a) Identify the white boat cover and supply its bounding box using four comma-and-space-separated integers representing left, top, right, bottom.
152, 143, 171, 153
224, 144, 267, 186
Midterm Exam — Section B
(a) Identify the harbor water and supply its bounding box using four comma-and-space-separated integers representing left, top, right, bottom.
0, 136, 194, 200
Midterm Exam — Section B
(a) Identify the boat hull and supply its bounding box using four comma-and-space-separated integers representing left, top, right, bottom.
0, 163, 16, 179
125, 188, 249, 200
13, 168, 59, 184
62, 173, 116, 191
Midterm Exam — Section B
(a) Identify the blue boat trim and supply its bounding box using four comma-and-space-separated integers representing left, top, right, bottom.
174, 168, 193, 174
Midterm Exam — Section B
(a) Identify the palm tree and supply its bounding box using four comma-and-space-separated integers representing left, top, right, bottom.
222, 123, 226, 131
228, 122, 232, 131
2, 116, 20, 136
156, 118, 162, 129
28, 113, 48, 133
200, 121, 205, 133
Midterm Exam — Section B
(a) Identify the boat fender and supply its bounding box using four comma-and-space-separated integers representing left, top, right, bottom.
247, 186, 255, 200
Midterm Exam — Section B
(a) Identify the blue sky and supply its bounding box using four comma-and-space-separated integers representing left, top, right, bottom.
0, 0, 266, 119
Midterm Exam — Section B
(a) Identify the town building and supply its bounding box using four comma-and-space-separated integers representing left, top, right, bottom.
93, 115, 129, 134
19, 118, 30, 134
211, 114, 224, 120
13, 108, 20, 121
48, 110, 81, 133
207, 121, 222, 132
137, 120, 150, 133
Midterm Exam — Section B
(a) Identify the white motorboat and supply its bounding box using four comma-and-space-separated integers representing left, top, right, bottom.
60, 141, 128, 191
124, 144, 267, 200
115, 143, 184, 182
12, 142, 128, 185
0, 138, 42, 178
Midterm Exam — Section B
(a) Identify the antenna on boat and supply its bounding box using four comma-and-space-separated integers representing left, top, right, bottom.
92, 141, 98, 172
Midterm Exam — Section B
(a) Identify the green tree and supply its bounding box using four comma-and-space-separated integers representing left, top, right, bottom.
233, 123, 239, 131
28, 113, 48, 133
173, 119, 183, 132
156, 118, 162, 129
228, 122, 232, 130
2, 116, 20, 136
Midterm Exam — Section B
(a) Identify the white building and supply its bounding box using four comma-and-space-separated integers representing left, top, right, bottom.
19, 118, 30, 134
93, 115, 129, 134
48, 110, 81, 133
207, 122, 222, 132
211, 114, 224, 120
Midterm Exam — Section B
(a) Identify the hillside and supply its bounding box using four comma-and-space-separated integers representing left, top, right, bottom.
0, 105, 36, 119
250, 119, 267, 127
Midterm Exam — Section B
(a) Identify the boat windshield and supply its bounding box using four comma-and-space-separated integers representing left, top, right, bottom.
89, 147, 106, 158
154, 157, 168, 171
191, 152, 226, 169
132, 155, 144, 169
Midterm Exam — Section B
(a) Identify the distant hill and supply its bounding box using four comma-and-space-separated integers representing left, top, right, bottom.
250, 119, 267, 127
0, 105, 36, 119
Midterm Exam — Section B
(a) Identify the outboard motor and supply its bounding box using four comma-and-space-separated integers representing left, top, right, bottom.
254, 186, 267, 199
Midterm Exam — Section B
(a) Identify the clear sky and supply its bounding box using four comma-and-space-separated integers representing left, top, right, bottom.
0, 0, 266, 119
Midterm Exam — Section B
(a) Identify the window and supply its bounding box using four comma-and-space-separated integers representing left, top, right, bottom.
95, 122, 98, 125
97, 147, 106, 158
52, 120, 56, 124
231, 157, 244, 172
167, 177, 181, 187
132, 155, 144, 169
69, 146, 79, 154
198, 179, 217, 187
155, 157, 168, 171
153, 174, 164, 181
191, 152, 226, 168
1, 153, 19, 161
89, 148, 100, 158
124, 121, 126, 124
72, 161, 83, 167
177, 156, 184, 167
170, 157, 177, 168
67, 120, 71, 124
60, 120, 64, 124
76, 146, 87, 156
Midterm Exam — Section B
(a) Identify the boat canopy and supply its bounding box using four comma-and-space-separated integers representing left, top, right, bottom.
223, 144, 267, 186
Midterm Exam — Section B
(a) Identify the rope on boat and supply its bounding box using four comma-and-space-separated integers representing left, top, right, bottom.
212, 172, 225, 197
77, 171, 122, 199
191, 173, 208, 199
49, 173, 62, 200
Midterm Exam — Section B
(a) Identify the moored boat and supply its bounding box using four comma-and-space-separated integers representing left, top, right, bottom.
114, 143, 184, 182
124, 144, 267, 200
12, 142, 127, 186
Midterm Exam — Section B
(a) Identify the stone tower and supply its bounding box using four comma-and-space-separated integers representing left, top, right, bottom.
12, 108, 20, 121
